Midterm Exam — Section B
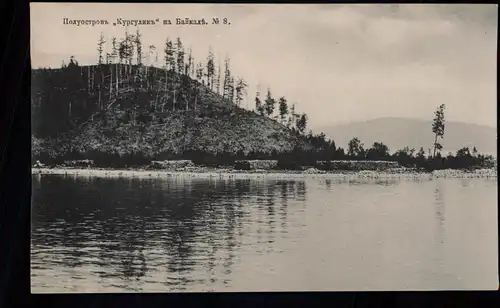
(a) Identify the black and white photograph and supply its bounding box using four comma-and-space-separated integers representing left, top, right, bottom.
30, 3, 498, 292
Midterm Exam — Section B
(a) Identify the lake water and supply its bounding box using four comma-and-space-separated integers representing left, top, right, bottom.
31, 174, 498, 292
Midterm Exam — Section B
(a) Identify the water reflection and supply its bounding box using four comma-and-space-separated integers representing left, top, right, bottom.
31, 174, 497, 292
31, 175, 308, 291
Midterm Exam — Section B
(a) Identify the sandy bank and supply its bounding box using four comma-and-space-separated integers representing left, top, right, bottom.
31, 167, 497, 180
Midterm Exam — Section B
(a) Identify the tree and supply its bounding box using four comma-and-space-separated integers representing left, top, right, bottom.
455, 147, 473, 169
206, 46, 215, 90
97, 33, 106, 65
135, 29, 142, 66
278, 97, 288, 124
122, 31, 135, 69
432, 104, 446, 158
119, 33, 134, 75
366, 142, 390, 160
196, 62, 204, 81
296, 113, 307, 134
255, 91, 264, 115
186, 47, 193, 77
164, 38, 175, 110
215, 61, 221, 95
176, 37, 185, 75
222, 56, 232, 99
165, 39, 175, 69
415, 147, 426, 167
264, 89, 276, 117
146, 44, 155, 91
194, 62, 204, 110
456, 147, 471, 158
228, 76, 235, 103
393, 146, 413, 166
347, 137, 364, 158
234, 78, 247, 107
335, 147, 346, 159
289, 104, 296, 129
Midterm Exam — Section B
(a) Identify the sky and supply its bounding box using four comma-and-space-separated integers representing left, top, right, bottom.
31, 3, 498, 130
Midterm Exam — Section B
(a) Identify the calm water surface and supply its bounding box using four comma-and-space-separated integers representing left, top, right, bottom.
31, 174, 498, 292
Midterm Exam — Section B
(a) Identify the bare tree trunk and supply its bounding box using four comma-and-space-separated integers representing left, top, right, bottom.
90, 66, 94, 92
433, 134, 438, 158
116, 63, 119, 94
155, 88, 159, 110
172, 75, 176, 111
87, 66, 90, 94
109, 65, 113, 98
98, 88, 102, 110
194, 86, 198, 112
166, 64, 168, 112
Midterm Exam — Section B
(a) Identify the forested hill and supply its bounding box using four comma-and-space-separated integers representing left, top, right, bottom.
31, 52, 316, 164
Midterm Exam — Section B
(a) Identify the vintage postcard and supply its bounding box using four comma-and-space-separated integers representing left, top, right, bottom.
31, 3, 498, 292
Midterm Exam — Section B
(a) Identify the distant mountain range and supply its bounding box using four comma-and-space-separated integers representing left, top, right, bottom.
318, 117, 497, 156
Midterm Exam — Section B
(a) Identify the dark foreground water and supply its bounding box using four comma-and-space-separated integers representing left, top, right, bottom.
31, 174, 498, 292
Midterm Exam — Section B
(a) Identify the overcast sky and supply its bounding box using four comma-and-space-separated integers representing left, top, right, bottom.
31, 3, 498, 130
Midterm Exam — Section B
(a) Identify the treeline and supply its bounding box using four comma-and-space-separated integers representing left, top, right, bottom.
32, 30, 311, 138
33, 131, 495, 171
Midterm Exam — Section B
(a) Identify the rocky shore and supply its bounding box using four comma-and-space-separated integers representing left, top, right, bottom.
31, 166, 497, 180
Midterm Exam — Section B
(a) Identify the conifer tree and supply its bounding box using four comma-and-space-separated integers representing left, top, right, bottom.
222, 56, 231, 99
215, 61, 221, 95
97, 33, 106, 65
206, 46, 215, 91
432, 104, 446, 158
164, 38, 175, 110
135, 29, 142, 66
278, 96, 288, 124
255, 91, 264, 115
234, 78, 248, 107
264, 88, 276, 117
176, 37, 185, 75
195, 62, 204, 111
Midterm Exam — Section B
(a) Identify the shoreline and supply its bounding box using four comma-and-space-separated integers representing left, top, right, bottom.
31, 167, 497, 180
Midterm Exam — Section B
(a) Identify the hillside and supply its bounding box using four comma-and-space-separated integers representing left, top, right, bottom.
318, 117, 497, 156
31, 63, 312, 163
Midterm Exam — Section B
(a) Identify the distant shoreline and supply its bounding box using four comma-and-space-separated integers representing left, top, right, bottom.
31, 167, 497, 179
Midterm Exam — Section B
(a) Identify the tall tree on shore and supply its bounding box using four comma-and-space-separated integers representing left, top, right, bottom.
432, 104, 446, 158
